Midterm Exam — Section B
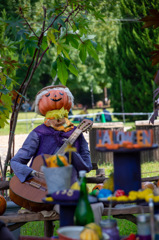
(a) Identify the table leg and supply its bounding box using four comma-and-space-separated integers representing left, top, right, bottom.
60, 205, 76, 227
44, 220, 53, 237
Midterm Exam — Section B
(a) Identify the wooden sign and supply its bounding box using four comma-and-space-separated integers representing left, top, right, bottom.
96, 129, 153, 149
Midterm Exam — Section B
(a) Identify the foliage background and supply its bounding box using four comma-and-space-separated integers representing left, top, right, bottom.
1, 0, 159, 117
105, 0, 159, 121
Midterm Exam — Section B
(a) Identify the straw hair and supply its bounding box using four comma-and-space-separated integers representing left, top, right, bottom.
35, 85, 74, 115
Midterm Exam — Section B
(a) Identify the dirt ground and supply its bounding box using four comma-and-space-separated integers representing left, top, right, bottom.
0, 133, 89, 170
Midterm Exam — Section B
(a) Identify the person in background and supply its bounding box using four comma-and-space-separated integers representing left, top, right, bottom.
68, 108, 73, 120
103, 108, 112, 122
95, 111, 101, 122
22, 100, 31, 112
68, 108, 73, 116
79, 105, 88, 115
74, 105, 88, 122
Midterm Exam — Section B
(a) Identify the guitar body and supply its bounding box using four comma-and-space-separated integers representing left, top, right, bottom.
9, 119, 93, 212
9, 154, 53, 212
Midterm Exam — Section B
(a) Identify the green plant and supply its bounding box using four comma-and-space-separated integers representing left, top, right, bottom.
0, 0, 104, 179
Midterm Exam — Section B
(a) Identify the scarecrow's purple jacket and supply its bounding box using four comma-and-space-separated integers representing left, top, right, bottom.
10, 124, 92, 184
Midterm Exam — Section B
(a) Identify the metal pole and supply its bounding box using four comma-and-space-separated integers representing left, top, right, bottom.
120, 79, 125, 123
90, 82, 95, 109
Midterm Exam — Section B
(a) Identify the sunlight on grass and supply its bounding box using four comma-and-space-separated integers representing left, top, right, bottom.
20, 217, 137, 237
0, 112, 44, 135
141, 161, 159, 177
0, 110, 134, 135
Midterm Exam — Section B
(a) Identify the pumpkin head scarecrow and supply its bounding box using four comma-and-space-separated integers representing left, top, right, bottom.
10, 85, 104, 223
35, 85, 74, 132
10, 84, 92, 184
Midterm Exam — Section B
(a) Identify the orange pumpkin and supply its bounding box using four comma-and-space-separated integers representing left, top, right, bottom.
38, 88, 72, 116
0, 195, 6, 215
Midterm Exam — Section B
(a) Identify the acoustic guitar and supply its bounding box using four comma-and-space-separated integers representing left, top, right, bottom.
9, 119, 93, 212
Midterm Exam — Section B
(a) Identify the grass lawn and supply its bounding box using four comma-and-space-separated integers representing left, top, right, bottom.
20, 216, 137, 237
0, 109, 135, 135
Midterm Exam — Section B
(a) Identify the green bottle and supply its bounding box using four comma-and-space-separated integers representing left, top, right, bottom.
74, 170, 94, 226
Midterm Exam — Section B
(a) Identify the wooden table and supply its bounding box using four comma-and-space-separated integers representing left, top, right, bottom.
102, 204, 149, 224
0, 211, 59, 237
0, 201, 151, 239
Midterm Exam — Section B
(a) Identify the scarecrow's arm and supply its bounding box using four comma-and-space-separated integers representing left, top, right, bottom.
10, 131, 39, 182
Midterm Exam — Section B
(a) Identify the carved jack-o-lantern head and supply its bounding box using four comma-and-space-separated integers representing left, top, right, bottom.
35, 85, 74, 116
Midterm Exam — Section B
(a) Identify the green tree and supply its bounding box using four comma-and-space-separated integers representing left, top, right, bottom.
66, 0, 121, 105
105, 0, 159, 121
0, 0, 121, 106
0, 9, 20, 128
0, 0, 104, 178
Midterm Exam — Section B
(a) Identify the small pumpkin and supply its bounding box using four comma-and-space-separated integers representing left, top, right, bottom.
0, 195, 6, 215
36, 86, 73, 116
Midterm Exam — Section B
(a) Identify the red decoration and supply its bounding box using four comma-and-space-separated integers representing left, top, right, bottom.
115, 189, 125, 197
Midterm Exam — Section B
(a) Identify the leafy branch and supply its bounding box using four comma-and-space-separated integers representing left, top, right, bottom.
18, 7, 39, 39
1, 0, 104, 179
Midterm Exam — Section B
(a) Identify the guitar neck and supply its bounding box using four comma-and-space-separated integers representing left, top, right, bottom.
56, 128, 82, 155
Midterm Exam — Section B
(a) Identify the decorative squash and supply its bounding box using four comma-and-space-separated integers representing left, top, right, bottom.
85, 223, 103, 240
0, 195, 6, 215
80, 228, 100, 240
38, 88, 72, 115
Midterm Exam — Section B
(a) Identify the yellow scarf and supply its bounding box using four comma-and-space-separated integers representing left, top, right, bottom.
44, 107, 74, 132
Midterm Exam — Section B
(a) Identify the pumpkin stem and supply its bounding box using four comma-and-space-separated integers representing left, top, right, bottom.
56, 154, 65, 167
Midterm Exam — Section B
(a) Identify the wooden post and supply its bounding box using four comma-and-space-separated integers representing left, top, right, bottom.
44, 220, 53, 237
135, 120, 159, 162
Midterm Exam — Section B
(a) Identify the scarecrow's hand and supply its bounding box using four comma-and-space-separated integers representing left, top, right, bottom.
30, 170, 38, 177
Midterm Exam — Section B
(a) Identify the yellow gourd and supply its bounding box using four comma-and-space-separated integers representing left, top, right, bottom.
103, 172, 114, 192
85, 223, 102, 240
80, 228, 100, 240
